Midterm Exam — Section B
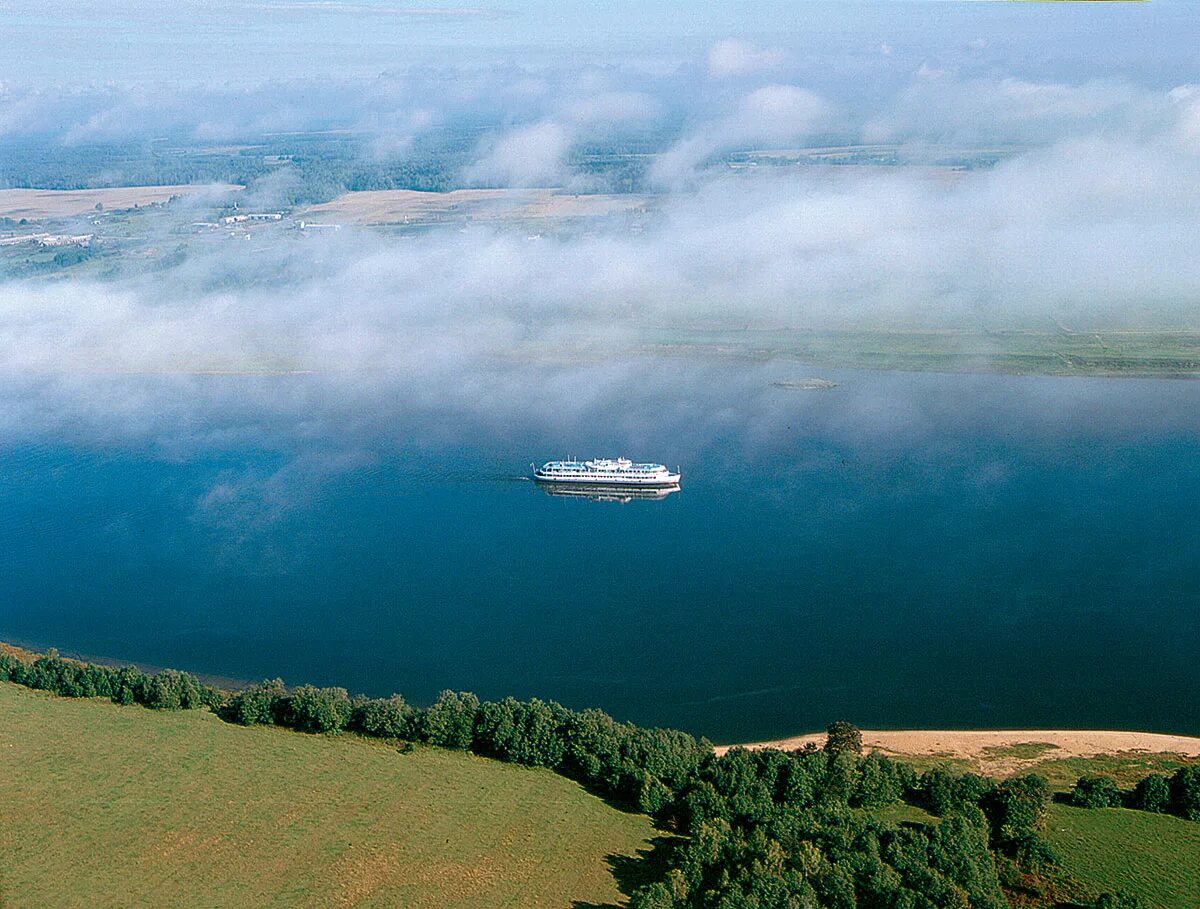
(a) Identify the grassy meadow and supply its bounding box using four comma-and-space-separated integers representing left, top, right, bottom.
5, 672, 1200, 909
872, 745, 1200, 908
1046, 803, 1200, 909
0, 682, 654, 909
866, 780, 1200, 908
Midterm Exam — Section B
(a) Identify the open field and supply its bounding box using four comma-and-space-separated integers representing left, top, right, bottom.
716, 729, 1200, 782
30, 326, 1200, 379
0, 682, 654, 909
634, 327, 1200, 379
863, 798, 1200, 908
1046, 804, 1200, 909
0, 184, 241, 220
300, 189, 650, 225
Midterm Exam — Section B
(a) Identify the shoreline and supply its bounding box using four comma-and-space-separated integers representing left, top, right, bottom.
7, 641, 1200, 772
717, 729, 1200, 776
0, 639, 253, 693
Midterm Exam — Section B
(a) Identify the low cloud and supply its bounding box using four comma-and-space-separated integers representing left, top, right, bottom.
463, 121, 572, 187
460, 83, 661, 188
650, 84, 831, 187
707, 40, 785, 79
3, 110, 1199, 448
863, 74, 1177, 146
4, 59, 1200, 466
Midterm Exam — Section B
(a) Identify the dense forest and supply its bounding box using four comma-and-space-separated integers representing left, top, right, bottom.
3, 649, 1194, 909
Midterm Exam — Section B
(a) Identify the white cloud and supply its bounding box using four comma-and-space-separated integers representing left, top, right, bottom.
462, 120, 572, 187
561, 90, 660, 128
863, 75, 1175, 146
707, 40, 785, 78
1169, 84, 1200, 149
650, 84, 831, 187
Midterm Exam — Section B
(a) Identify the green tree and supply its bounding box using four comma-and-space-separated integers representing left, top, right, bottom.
1069, 775, 1124, 809
139, 669, 209, 710
821, 750, 860, 805
352, 694, 412, 739
472, 697, 569, 767
1093, 893, 1148, 909
111, 665, 146, 706
228, 678, 287, 725
629, 881, 677, 909
1130, 773, 1171, 813
984, 774, 1051, 848
824, 720, 863, 755
854, 751, 904, 808
419, 690, 480, 749
637, 772, 673, 815
285, 685, 352, 733
1169, 766, 1200, 820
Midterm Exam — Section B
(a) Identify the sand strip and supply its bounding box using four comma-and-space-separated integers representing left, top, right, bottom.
716, 729, 1200, 775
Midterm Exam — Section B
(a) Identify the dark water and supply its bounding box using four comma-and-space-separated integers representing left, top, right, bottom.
1, 366, 1198, 743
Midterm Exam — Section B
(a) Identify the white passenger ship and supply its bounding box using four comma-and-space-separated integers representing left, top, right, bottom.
532, 457, 681, 488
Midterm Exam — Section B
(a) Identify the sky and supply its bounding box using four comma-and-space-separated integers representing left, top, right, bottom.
1, 0, 1196, 86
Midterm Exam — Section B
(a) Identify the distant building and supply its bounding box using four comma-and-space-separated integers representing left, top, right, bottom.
0, 233, 49, 247
37, 234, 93, 247
222, 213, 282, 224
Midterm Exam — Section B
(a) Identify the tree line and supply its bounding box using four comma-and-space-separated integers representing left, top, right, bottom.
0, 649, 1172, 908
1067, 769, 1200, 821
0, 652, 707, 815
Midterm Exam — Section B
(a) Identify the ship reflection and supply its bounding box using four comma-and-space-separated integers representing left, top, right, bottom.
537, 482, 680, 503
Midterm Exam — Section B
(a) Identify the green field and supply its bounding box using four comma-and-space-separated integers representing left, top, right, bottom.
865, 792, 1200, 908
631, 327, 1200, 378
1025, 753, 1197, 791
0, 682, 654, 909
1046, 803, 1200, 909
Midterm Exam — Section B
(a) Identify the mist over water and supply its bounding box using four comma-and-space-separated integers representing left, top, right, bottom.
2, 363, 1196, 742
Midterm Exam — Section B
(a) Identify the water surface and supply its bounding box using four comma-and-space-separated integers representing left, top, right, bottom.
1, 365, 1197, 742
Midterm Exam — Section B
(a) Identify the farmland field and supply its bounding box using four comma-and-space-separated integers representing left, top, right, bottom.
0, 185, 242, 220
299, 188, 650, 225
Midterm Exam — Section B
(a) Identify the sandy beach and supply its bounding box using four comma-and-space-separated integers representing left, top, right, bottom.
717, 729, 1200, 776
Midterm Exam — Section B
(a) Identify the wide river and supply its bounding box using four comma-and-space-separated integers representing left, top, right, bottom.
1, 363, 1197, 743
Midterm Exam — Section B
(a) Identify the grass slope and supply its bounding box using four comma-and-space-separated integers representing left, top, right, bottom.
1046, 804, 1200, 909
0, 683, 654, 909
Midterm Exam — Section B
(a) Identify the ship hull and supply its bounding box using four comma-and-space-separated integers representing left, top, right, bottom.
536, 482, 680, 501
532, 473, 681, 488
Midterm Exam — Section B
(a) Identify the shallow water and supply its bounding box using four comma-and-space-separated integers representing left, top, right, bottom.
1, 364, 1197, 742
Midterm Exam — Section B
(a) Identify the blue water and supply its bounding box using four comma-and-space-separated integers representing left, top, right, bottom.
1, 366, 1198, 742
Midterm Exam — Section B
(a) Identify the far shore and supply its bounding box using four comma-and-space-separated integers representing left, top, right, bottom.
717, 729, 1200, 775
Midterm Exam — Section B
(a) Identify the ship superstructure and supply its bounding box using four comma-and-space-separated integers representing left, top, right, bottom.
532, 457, 681, 488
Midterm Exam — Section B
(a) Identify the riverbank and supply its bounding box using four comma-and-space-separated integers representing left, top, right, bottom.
717, 729, 1200, 778
631, 327, 1200, 379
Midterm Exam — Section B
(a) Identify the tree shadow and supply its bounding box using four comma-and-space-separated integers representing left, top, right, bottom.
572, 834, 686, 909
